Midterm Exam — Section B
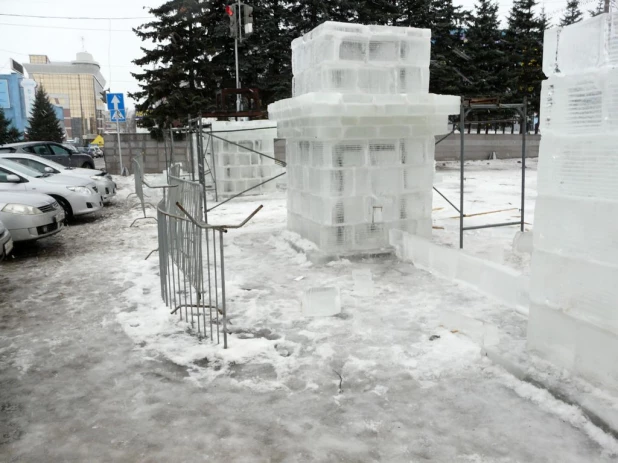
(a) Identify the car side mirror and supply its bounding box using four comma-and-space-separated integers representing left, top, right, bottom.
44, 167, 54, 173
6, 174, 21, 183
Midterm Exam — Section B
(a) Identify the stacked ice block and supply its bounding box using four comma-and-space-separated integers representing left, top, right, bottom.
269, 22, 459, 254
528, 13, 618, 390
206, 120, 284, 198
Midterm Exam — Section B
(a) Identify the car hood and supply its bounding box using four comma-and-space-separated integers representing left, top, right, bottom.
62, 167, 106, 177
40, 174, 93, 188
0, 191, 56, 208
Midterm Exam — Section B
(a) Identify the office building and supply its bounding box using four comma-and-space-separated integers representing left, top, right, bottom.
0, 59, 38, 134
24, 52, 107, 142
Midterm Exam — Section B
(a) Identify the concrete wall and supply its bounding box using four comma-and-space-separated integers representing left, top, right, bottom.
105, 133, 539, 175
434, 133, 540, 161
103, 133, 188, 175
273, 134, 540, 164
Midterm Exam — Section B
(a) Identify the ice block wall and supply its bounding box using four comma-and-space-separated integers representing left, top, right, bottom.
206, 120, 284, 197
528, 13, 618, 390
269, 22, 459, 254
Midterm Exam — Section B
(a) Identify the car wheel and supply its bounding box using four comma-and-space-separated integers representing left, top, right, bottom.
82, 162, 93, 169
51, 196, 73, 220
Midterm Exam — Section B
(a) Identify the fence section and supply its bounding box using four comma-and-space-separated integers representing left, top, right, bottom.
157, 172, 262, 348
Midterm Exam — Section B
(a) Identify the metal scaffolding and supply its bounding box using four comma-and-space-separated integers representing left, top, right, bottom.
434, 98, 528, 249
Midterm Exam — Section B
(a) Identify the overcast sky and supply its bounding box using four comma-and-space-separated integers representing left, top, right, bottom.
0, 0, 573, 109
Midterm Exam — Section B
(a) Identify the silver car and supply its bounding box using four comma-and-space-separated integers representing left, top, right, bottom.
0, 159, 102, 219
0, 153, 117, 203
0, 192, 64, 243
0, 218, 13, 260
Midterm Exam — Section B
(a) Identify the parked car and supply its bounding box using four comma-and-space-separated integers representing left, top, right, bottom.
0, 191, 65, 243
0, 218, 12, 261
0, 141, 95, 169
88, 146, 104, 158
0, 158, 102, 219
0, 153, 117, 203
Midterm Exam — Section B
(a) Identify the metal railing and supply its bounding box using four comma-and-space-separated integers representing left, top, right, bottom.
157, 172, 261, 348
128, 153, 175, 227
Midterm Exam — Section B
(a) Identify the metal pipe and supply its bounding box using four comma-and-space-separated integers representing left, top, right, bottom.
208, 132, 286, 167
212, 228, 220, 344
207, 173, 285, 212
459, 101, 465, 249
209, 127, 219, 202
220, 230, 227, 349
116, 119, 125, 176
435, 127, 455, 147
462, 221, 523, 231
433, 186, 460, 214
204, 126, 278, 134
521, 97, 527, 232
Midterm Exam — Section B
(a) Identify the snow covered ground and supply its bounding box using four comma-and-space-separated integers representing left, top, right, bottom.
1, 159, 617, 462
432, 158, 537, 273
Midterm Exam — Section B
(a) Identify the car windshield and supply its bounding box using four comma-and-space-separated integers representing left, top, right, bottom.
63, 144, 79, 153
31, 156, 66, 171
8, 156, 63, 174
0, 158, 45, 178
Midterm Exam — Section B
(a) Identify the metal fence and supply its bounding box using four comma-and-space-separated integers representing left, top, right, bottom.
157, 171, 261, 348
128, 153, 174, 227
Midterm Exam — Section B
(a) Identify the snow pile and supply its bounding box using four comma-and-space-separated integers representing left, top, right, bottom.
203, 120, 284, 198
528, 12, 618, 391
269, 22, 459, 254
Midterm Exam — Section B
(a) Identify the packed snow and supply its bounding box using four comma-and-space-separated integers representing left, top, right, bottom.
2, 160, 618, 461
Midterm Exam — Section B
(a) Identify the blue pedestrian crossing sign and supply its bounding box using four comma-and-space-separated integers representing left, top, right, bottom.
106, 93, 126, 122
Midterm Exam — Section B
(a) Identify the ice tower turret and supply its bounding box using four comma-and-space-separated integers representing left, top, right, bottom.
528, 13, 618, 390
268, 22, 459, 254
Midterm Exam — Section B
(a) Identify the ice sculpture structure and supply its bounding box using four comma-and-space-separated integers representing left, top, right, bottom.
269, 22, 459, 254
206, 120, 284, 198
528, 13, 618, 390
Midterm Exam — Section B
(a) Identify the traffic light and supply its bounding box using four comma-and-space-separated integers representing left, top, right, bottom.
243, 4, 253, 37
226, 4, 238, 39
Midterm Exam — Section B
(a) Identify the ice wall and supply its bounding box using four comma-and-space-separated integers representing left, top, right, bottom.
528, 13, 618, 390
205, 120, 284, 198
269, 22, 458, 254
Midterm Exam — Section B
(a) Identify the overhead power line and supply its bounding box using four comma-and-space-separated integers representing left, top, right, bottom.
0, 22, 133, 32
0, 13, 151, 20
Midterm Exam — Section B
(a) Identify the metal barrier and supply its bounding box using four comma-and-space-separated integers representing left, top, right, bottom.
129, 153, 174, 227
157, 173, 261, 348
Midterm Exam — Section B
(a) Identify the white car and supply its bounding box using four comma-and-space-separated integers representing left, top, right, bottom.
0, 159, 103, 219
0, 218, 12, 260
0, 153, 117, 203
0, 191, 65, 243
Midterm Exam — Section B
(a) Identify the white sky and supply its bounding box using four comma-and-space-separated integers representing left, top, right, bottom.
0, 0, 573, 109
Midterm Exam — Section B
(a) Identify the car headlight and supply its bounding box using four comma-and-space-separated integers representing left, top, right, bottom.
67, 186, 92, 195
2, 203, 42, 215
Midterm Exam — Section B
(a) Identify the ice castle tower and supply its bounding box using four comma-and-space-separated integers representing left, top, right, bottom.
268, 22, 459, 254
528, 13, 618, 390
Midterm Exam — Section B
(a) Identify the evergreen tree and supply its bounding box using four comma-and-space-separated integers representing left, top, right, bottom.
351, 0, 398, 25
428, 0, 468, 95
131, 0, 219, 132
27, 87, 64, 142
589, 0, 605, 16
560, 0, 583, 26
394, 0, 433, 28
289, 0, 334, 35
464, 0, 506, 97
0, 108, 22, 145
503, 0, 544, 115
131, 0, 296, 133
